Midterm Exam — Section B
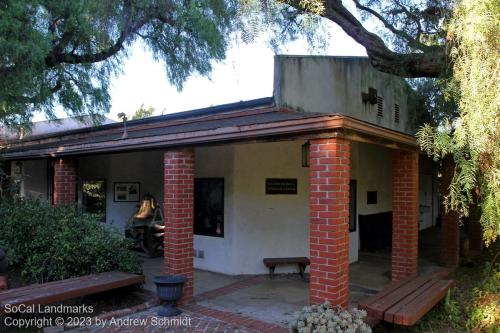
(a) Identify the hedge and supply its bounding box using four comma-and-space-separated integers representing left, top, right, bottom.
0, 198, 142, 282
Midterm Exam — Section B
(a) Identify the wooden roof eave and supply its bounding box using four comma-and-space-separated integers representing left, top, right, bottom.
2, 114, 418, 160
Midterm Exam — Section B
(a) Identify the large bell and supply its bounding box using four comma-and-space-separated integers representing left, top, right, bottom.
134, 195, 156, 219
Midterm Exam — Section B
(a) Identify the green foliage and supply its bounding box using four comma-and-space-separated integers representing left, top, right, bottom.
465, 260, 500, 331
0, 198, 142, 282
410, 78, 459, 127
0, 0, 240, 128
0, 0, 328, 128
289, 301, 372, 333
132, 104, 155, 120
417, 0, 500, 246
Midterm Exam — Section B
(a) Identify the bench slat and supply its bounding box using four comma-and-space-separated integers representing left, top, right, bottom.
0, 272, 144, 313
363, 275, 433, 319
0, 272, 132, 301
263, 257, 310, 266
383, 278, 442, 323
392, 280, 455, 326
358, 271, 455, 326
358, 275, 416, 309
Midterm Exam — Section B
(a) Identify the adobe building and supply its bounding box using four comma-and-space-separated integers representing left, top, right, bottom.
2, 56, 460, 307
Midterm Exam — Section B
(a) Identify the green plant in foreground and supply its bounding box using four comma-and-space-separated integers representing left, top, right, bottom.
0, 198, 142, 282
289, 301, 372, 333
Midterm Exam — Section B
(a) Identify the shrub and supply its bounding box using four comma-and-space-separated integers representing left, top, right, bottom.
466, 260, 500, 332
289, 301, 372, 333
0, 198, 142, 282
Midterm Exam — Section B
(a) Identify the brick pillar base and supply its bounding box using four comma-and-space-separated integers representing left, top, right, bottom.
392, 151, 419, 282
309, 138, 350, 308
440, 156, 460, 267
53, 158, 78, 206
163, 149, 195, 304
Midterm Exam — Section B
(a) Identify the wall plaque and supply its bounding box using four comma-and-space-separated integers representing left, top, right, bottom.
265, 178, 298, 195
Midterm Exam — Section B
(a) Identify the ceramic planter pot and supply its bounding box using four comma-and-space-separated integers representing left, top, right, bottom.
153, 275, 188, 316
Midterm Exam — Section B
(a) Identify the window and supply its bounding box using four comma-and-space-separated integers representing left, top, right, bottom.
394, 104, 400, 123
82, 180, 106, 222
194, 178, 224, 237
377, 96, 384, 117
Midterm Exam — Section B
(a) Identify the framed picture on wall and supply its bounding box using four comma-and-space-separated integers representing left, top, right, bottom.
114, 182, 140, 202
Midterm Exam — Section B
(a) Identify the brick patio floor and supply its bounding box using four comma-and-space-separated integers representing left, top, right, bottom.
63, 276, 288, 333
67, 304, 287, 333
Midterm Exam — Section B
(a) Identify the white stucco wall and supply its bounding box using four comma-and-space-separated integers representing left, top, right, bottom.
193, 141, 311, 275
419, 157, 439, 230
230, 141, 311, 274
348, 143, 393, 262
193, 146, 236, 275
78, 151, 164, 231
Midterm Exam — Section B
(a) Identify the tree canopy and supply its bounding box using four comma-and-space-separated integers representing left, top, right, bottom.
418, 0, 499, 245
132, 104, 155, 119
0, 0, 239, 127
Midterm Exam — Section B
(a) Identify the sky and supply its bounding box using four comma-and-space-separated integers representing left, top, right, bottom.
35, 15, 368, 122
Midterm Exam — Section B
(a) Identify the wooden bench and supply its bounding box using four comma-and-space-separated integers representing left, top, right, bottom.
0, 271, 144, 314
263, 257, 310, 280
358, 270, 454, 326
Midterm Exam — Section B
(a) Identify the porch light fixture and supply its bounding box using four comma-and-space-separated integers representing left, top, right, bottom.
301, 141, 310, 167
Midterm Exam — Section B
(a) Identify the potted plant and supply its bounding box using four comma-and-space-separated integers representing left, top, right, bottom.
153, 275, 188, 316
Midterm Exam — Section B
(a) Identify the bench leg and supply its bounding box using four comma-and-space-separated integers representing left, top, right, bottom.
269, 266, 276, 279
298, 264, 306, 280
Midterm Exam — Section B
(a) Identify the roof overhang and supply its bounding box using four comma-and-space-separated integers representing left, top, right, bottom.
1, 108, 418, 160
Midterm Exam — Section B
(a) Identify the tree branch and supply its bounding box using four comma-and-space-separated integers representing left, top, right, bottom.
44, 1, 150, 67
352, 0, 428, 51
320, 0, 446, 78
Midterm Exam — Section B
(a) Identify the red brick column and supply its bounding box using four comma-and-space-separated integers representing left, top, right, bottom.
309, 138, 350, 308
392, 151, 419, 282
53, 158, 78, 206
440, 156, 460, 267
163, 149, 195, 304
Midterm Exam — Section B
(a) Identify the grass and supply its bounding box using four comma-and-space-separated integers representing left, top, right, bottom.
374, 241, 500, 333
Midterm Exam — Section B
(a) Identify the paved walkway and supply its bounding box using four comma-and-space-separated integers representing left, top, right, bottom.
62, 276, 287, 333
85, 304, 287, 333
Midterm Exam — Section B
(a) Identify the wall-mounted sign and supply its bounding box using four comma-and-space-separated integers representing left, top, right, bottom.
265, 178, 298, 195
114, 182, 140, 202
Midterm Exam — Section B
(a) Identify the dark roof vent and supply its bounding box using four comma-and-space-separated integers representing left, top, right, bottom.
394, 104, 400, 123
377, 96, 383, 117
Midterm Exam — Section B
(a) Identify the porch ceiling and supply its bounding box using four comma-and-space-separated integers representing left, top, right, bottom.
2, 103, 418, 160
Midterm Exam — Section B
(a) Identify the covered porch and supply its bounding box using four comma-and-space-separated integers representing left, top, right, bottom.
139, 225, 444, 326
4, 99, 463, 327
